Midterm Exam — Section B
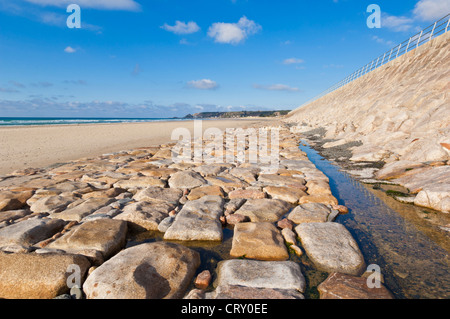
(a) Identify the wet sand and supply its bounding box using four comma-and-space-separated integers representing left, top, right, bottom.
0, 118, 273, 175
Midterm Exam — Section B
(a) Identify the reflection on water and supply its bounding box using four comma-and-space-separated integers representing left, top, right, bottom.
300, 141, 450, 299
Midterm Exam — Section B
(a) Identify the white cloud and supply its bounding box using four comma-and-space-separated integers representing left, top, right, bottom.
161, 21, 200, 35
253, 84, 300, 92
382, 14, 415, 32
187, 79, 219, 90
208, 16, 261, 45
24, 0, 141, 11
371, 35, 395, 46
283, 58, 304, 65
64, 46, 76, 53
413, 0, 450, 22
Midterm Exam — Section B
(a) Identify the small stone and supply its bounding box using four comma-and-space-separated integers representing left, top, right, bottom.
158, 216, 175, 233
290, 245, 303, 257
277, 218, 294, 230
281, 228, 297, 245
226, 214, 249, 225
70, 286, 83, 299
331, 205, 349, 214
195, 270, 212, 289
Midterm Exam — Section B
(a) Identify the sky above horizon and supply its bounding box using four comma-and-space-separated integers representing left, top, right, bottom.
0, 0, 449, 118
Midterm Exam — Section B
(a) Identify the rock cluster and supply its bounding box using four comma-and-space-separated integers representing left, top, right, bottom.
286, 32, 450, 213
0, 124, 392, 299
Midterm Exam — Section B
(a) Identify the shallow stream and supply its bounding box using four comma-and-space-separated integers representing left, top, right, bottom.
299, 141, 450, 299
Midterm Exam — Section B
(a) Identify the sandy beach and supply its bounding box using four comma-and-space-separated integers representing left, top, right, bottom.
0, 118, 273, 175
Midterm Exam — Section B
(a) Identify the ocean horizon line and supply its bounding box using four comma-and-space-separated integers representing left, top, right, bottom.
0, 117, 191, 127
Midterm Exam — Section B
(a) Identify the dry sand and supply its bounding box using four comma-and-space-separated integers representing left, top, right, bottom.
0, 118, 273, 175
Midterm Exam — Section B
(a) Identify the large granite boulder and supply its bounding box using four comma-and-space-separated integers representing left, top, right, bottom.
234, 199, 291, 223
163, 196, 224, 241
288, 203, 331, 224
47, 219, 128, 260
83, 242, 200, 299
0, 217, 66, 248
318, 272, 394, 299
114, 201, 173, 231
230, 222, 289, 261
133, 187, 183, 206
0, 252, 90, 299
214, 259, 306, 293
168, 171, 207, 189
295, 222, 366, 276
49, 198, 115, 222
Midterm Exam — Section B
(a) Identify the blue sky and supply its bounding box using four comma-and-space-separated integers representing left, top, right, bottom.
0, 0, 448, 118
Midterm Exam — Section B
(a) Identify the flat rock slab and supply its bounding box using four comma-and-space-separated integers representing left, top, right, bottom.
0, 209, 31, 224
0, 190, 34, 211
133, 187, 183, 206
50, 198, 115, 222
83, 242, 200, 299
215, 259, 305, 292
234, 199, 291, 223
205, 175, 248, 190
114, 201, 173, 231
0, 251, 90, 299
0, 217, 66, 248
299, 194, 339, 206
168, 171, 207, 189
258, 174, 306, 189
228, 188, 266, 200
288, 203, 331, 224
230, 222, 289, 261
375, 161, 425, 180
187, 185, 225, 201
164, 196, 224, 241
296, 222, 366, 276
393, 166, 450, 193
263, 186, 307, 204
29, 195, 75, 213
414, 183, 450, 213
193, 165, 227, 177
113, 177, 166, 189
47, 219, 127, 259
318, 272, 394, 299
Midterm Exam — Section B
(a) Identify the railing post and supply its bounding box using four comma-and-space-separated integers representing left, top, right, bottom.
429, 21, 437, 40
381, 52, 386, 65
375, 57, 380, 68
417, 30, 423, 48
396, 43, 402, 58
370, 60, 374, 71
388, 48, 393, 62
446, 17, 450, 32
405, 37, 412, 53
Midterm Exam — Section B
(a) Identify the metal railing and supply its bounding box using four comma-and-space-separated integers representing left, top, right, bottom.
298, 13, 450, 108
